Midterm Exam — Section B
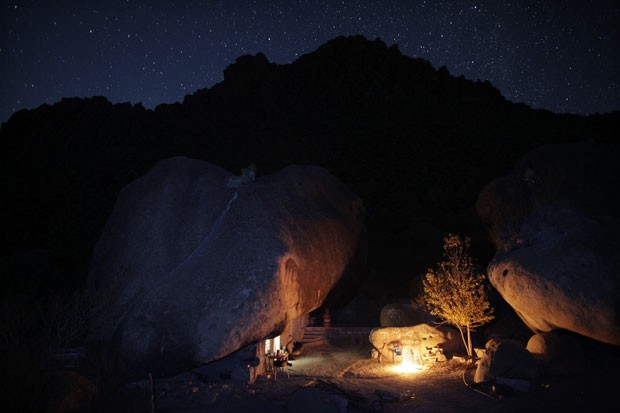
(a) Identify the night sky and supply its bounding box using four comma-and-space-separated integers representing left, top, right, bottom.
1, 0, 619, 123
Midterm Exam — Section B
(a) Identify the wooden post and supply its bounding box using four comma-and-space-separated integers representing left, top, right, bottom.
149, 372, 156, 413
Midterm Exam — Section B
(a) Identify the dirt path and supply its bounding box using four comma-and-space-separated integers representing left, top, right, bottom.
149, 342, 618, 413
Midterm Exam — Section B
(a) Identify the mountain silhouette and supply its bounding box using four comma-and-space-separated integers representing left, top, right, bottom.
1, 35, 618, 297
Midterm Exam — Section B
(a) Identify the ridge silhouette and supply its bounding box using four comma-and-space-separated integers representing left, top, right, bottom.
1, 35, 618, 296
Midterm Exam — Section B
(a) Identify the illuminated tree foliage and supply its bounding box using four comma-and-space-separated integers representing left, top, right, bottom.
423, 234, 494, 358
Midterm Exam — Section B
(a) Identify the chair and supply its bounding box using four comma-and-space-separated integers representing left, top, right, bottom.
264, 354, 276, 377
273, 354, 290, 380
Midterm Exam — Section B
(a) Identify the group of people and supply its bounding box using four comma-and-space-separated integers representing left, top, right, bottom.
267, 348, 291, 379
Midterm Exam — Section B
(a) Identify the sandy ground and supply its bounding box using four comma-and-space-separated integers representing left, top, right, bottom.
127, 340, 620, 413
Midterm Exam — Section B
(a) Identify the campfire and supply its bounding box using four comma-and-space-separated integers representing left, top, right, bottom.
391, 347, 427, 374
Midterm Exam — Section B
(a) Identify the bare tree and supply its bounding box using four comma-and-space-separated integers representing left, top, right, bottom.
0, 295, 37, 348
42, 289, 92, 351
423, 234, 494, 358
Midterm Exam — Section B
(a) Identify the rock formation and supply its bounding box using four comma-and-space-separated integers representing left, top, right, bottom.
87, 157, 365, 376
379, 302, 425, 327
526, 332, 587, 375
369, 323, 457, 362
2, 35, 618, 309
474, 338, 538, 384
477, 142, 620, 345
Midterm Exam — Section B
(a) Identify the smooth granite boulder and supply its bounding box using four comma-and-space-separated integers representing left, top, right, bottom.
369, 323, 457, 362
87, 157, 365, 376
526, 332, 587, 375
474, 338, 538, 384
477, 143, 620, 345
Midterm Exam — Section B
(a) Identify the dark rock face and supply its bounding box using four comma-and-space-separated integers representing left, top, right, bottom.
526, 332, 587, 375
477, 142, 620, 345
336, 294, 384, 326
87, 157, 365, 376
474, 339, 538, 383
379, 302, 425, 327
2, 36, 617, 304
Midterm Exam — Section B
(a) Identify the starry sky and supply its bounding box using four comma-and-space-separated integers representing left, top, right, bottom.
1, 0, 619, 123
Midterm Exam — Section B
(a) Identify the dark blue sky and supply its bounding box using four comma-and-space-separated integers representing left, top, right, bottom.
1, 0, 619, 123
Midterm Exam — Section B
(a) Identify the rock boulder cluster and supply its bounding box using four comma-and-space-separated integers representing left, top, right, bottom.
477, 142, 620, 345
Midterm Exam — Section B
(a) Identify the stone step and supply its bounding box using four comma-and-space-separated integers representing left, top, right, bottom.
302, 336, 326, 344
303, 329, 325, 334
304, 327, 327, 332
304, 331, 327, 337
301, 339, 329, 348
301, 327, 328, 344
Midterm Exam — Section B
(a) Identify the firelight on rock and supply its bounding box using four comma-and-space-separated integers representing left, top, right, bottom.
391, 347, 427, 374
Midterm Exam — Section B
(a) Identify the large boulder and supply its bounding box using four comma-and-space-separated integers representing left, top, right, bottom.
526, 332, 587, 375
87, 157, 365, 376
369, 323, 457, 361
474, 338, 538, 383
477, 143, 620, 345
379, 302, 425, 327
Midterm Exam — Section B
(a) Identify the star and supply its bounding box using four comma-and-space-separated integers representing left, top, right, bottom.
1, 1, 618, 122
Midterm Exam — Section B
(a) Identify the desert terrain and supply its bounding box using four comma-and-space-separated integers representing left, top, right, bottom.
103, 339, 620, 413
